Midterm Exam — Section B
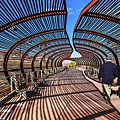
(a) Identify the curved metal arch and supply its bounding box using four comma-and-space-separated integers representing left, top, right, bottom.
39, 49, 72, 70
0, 10, 67, 32
50, 51, 71, 68
23, 45, 71, 72
20, 40, 70, 71
73, 0, 120, 66
22, 38, 69, 61
45, 48, 71, 69
78, 50, 99, 60
77, 46, 106, 61
73, 39, 119, 65
32, 46, 71, 71
53, 53, 71, 67
74, 29, 120, 44
32, 47, 71, 71
75, 44, 105, 63
3, 29, 67, 70
71, 52, 99, 64
58, 55, 72, 67
74, 0, 98, 30
46, 50, 72, 68
48, 50, 72, 68
75, 43, 118, 65
31, 46, 70, 71
84, 12, 120, 24
77, 48, 105, 65
4, 41, 71, 81
77, 50, 101, 67
74, 43, 107, 57
4, 43, 71, 79
24, 45, 71, 71
74, 0, 120, 29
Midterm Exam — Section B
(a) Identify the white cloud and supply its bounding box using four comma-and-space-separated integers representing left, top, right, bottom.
69, 11, 75, 14
67, 7, 73, 12
67, 7, 83, 15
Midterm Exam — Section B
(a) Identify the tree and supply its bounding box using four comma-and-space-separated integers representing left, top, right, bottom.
69, 61, 76, 67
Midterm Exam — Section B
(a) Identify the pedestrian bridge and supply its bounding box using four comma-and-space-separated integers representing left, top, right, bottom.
0, 0, 120, 119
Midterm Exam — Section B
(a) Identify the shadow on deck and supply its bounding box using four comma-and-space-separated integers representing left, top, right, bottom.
0, 68, 120, 120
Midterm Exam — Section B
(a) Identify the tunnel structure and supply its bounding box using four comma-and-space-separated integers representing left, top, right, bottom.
0, 0, 120, 117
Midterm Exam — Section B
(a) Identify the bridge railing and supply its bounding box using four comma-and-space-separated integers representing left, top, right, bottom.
8, 67, 64, 100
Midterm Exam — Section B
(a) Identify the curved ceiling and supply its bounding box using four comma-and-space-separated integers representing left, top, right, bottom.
0, 0, 73, 79
73, 0, 120, 66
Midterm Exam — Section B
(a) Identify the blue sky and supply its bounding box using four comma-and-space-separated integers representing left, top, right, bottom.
66, 0, 91, 58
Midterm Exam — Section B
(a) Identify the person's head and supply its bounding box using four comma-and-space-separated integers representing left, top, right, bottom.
106, 56, 112, 62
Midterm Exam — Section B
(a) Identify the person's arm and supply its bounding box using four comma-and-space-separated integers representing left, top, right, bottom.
113, 65, 118, 84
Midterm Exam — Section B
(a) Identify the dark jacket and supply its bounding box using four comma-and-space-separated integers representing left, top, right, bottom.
98, 62, 118, 84
117, 65, 120, 85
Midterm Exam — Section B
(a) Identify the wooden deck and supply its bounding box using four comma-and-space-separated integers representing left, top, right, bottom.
0, 68, 120, 120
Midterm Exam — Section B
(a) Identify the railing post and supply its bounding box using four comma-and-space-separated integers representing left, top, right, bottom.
30, 72, 33, 82
41, 70, 42, 78
13, 75, 19, 93
10, 76, 13, 92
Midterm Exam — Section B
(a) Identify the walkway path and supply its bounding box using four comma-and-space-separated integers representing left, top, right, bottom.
80, 67, 120, 113
0, 68, 120, 120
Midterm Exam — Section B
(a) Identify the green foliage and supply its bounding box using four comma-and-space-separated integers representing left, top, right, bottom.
69, 61, 76, 67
